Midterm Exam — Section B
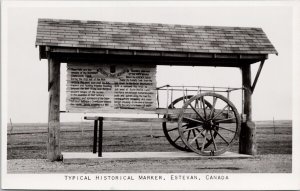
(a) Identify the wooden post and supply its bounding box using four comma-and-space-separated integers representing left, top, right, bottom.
93, 120, 98, 154
242, 64, 252, 121
47, 57, 62, 161
239, 64, 257, 155
98, 117, 103, 157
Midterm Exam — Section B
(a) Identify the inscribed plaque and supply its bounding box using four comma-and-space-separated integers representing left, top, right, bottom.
66, 63, 157, 112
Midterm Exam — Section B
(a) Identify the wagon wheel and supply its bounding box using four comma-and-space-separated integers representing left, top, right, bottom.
162, 95, 214, 151
178, 92, 241, 156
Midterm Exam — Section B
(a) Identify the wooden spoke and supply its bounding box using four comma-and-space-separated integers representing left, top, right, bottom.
195, 128, 204, 135
200, 130, 208, 151
198, 98, 202, 109
183, 125, 203, 132
210, 130, 217, 150
212, 105, 229, 120
183, 117, 203, 124
195, 128, 201, 133
215, 125, 237, 133
195, 128, 210, 142
201, 97, 207, 120
209, 97, 217, 119
173, 136, 181, 143
194, 98, 198, 109
183, 91, 187, 104
212, 127, 229, 145
192, 129, 200, 149
189, 103, 205, 121
215, 117, 236, 123
187, 130, 191, 141
181, 123, 188, 128
189, 130, 203, 145
173, 124, 189, 133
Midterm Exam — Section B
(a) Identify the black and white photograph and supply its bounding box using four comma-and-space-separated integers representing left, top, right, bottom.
1, 0, 300, 190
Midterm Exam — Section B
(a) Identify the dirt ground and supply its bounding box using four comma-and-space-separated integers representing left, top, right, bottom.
6, 120, 292, 173
7, 154, 291, 173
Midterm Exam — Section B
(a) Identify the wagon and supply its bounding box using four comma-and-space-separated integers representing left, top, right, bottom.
35, 19, 277, 161
84, 84, 242, 156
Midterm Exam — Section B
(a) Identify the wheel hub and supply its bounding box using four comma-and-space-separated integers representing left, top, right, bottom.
203, 120, 214, 130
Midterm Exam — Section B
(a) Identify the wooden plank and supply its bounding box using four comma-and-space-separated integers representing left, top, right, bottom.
43, 47, 267, 66
215, 54, 239, 59
135, 51, 161, 56
163, 52, 188, 57
189, 53, 213, 58
83, 108, 236, 123
84, 116, 168, 123
109, 50, 133, 55
240, 54, 268, 60
49, 52, 260, 67
67, 108, 159, 114
49, 47, 267, 60
62, 151, 253, 163
47, 58, 62, 161
75, 107, 233, 116
66, 108, 178, 114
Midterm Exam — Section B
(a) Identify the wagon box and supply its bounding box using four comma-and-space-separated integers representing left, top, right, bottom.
35, 18, 277, 161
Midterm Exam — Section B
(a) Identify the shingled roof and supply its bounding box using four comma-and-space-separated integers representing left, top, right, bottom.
36, 18, 277, 55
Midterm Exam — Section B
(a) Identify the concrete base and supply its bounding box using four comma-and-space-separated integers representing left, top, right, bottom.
62, 151, 253, 164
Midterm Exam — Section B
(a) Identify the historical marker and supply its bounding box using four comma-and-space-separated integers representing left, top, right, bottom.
66, 63, 157, 112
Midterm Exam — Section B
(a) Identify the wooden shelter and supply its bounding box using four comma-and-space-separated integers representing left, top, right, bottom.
35, 18, 277, 161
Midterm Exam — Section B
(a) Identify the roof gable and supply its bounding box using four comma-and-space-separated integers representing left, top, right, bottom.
36, 18, 278, 55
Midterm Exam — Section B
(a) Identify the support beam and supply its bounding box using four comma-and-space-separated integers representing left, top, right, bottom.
242, 64, 252, 121
47, 57, 62, 161
46, 46, 268, 60
251, 60, 265, 92
239, 64, 257, 155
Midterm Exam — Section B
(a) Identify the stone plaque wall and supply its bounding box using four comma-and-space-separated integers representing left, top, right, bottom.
66, 63, 157, 112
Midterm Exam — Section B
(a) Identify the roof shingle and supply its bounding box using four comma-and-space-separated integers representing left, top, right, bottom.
35, 18, 278, 55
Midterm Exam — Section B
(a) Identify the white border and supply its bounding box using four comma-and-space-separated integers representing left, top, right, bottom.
1, 0, 300, 190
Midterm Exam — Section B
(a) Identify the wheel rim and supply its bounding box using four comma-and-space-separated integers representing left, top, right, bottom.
178, 92, 241, 156
162, 95, 212, 151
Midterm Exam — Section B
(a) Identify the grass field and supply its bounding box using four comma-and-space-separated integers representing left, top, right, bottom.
7, 120, 292, 159
6, 120, 292, 173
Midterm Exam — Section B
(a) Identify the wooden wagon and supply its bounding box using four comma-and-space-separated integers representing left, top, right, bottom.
84, 85, 242, 157
35, 18, 277, 161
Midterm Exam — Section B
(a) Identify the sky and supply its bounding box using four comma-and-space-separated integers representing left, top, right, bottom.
3, 1, 294, 123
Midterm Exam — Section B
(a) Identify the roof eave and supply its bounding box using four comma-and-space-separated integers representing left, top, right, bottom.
38, 45, 269, 62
